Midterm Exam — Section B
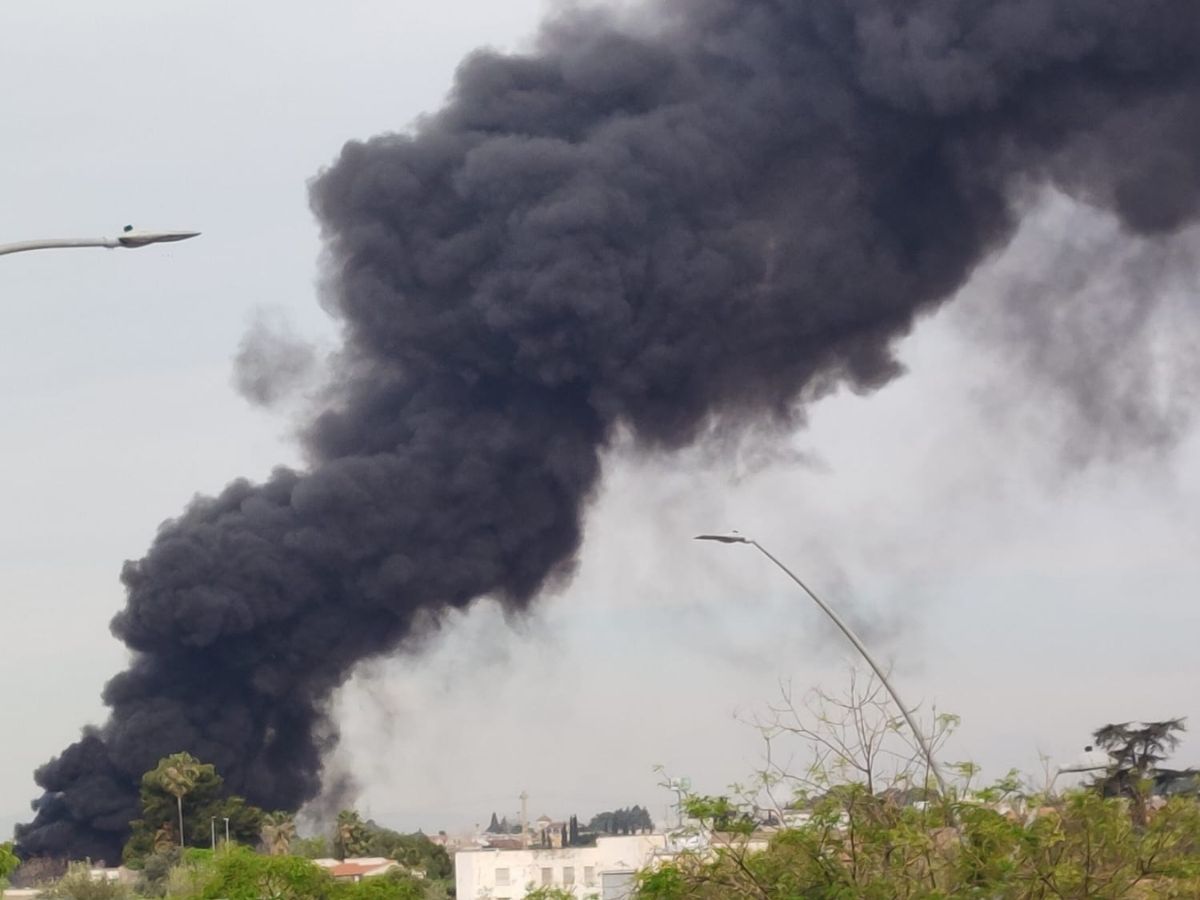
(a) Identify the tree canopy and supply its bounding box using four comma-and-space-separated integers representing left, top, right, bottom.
634, 685, 1200, 900
124, 755, 264, 864
0, 842, 19, 883
330, 813, 451, 880
163, 846, 443, 900
589, 805, 654, 835
1092, 719, 1190, 825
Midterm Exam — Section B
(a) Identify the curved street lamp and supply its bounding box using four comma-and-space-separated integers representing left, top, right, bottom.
0, 225, 200, 257
694, 532, 949, 796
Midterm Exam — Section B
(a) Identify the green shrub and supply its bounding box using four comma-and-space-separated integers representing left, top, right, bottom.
43, 862, 130, 900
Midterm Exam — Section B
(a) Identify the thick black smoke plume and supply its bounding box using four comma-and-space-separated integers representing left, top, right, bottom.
19, 0, 1200, 861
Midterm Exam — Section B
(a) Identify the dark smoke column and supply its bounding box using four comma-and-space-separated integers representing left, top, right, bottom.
19, 0, 1200, 860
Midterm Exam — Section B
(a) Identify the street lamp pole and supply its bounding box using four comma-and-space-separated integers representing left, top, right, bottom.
223, 817, 230, 846
210, 817, 216, 852
694, 532, 949, 796
0, 227, 200, 257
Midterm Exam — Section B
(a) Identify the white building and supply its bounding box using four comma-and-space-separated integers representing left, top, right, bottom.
455, 833, 667, 900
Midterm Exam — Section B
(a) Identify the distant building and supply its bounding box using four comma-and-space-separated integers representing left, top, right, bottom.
456, 834, 668, 899
532, 815, 568, 848
312, 857, 404, 882
485, 838, 525, 851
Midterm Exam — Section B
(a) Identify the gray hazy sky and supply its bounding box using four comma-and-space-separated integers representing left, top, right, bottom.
2, 1, 1199, 838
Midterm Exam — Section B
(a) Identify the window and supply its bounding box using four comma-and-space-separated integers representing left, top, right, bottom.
563, 866, 575, 886
541, 867, 553, 886
584, 866, 596, 886
495, 868, 510, 887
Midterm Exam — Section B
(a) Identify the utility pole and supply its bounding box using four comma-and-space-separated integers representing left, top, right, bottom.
210, 817, 216, 851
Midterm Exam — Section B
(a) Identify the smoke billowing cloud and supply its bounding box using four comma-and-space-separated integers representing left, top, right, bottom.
233, 311, 319, 408
957, 193, 1200, 465
19, 0, 1200, 861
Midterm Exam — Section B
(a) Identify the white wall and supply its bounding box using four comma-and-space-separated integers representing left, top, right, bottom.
455, 834, 666, 899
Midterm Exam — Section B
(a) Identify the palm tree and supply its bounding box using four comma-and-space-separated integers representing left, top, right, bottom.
151, 752, 206, 848
335, 810, 367, 860
261, 812, 297, 856
152, 822, 177, 855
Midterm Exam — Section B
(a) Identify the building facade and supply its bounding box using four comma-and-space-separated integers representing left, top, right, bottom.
455, 834, 667, 899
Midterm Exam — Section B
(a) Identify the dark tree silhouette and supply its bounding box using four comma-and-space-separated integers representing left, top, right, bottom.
1092, 719, 1187, 825
588, 805, 654, 835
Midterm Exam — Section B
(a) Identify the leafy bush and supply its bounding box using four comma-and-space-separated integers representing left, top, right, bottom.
638, 671, 1200, 899
42, 862, 130, 900
332, 870, 427, 900
0, 842, 19, 885
638, 789, 1200, 899
192, 845, 334, 900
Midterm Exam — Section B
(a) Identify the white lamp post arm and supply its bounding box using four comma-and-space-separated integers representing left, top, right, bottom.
0, 228, 199, 257
0, 237, 120, 256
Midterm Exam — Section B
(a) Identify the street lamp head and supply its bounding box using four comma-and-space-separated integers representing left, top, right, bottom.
116, 227, 201, 248
694, 532, 751, 544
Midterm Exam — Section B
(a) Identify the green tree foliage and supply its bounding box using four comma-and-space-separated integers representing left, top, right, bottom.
334, 810, 369, 860
1093, 719, 1189, 825
522, 888, 584, 900
637, 788, 1200, 899
43, 862, 131, 900
636, 675, 1200, 900
332, 870, 431, 900
292, 834, 332, 859
588, 806, 653, 835
150, 753, 208, 848
135, 847, 216, 899
124, 756, 264, 864
353, 822, 451, 881
162, 853, 214, 900
0, 841, 19, 883
167, 847, 445, 900
194, 845, 332, 900
133, 848, 183, 897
